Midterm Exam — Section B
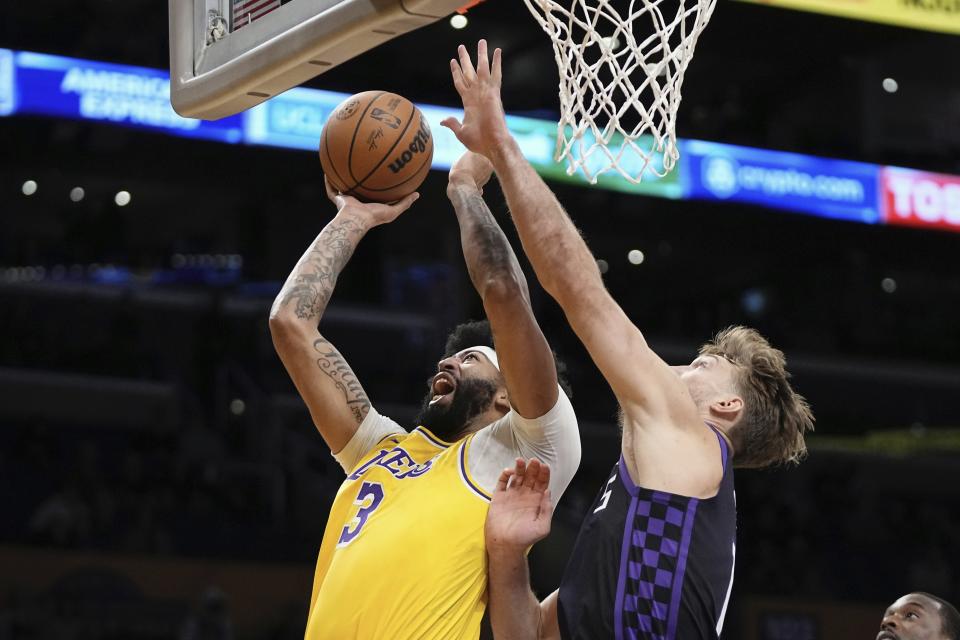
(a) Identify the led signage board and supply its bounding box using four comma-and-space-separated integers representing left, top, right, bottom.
684, 140, 881, 224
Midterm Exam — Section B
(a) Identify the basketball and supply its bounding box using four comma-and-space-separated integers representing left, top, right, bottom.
319, 91, 434, 203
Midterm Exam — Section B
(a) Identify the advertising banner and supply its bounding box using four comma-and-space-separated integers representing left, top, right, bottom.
684, 139, 881, 224
243, 89, 476, 170
7, 48, 960, 235
8, 51, 245, 143
734, 0, 960, 35
0, 49, 13, 116
238, 84, 683, 198
243, 86, 340, 150
881, 167, 960, 232
0, 48, 680, 201
499, 122, 683, 199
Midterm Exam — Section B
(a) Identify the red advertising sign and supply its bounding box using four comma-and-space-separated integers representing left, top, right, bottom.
881, 168, 960, 232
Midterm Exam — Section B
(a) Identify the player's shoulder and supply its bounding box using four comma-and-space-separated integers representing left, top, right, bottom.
621, 420, 725, 498
378, 430, 407, 447
505, 387, 578, 430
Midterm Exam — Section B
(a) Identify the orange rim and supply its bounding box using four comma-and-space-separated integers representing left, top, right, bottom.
456, 0, 486, 14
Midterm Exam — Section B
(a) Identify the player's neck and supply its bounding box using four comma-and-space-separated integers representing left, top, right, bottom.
460, 407, 509, 439
704, 416, 736, 453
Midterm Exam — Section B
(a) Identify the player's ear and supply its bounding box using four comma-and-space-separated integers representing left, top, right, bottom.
493, 388, 510, 414
711, 396, 743, 421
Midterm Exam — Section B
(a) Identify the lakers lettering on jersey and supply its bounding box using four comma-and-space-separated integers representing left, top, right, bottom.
305, 395, 580, 640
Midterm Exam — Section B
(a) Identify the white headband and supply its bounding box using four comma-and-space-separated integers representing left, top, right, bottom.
463, 345, 500, 371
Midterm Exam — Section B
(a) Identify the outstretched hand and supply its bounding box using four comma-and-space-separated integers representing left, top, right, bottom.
485, 458, 553, 552
324, 176, 419, 227
441, 40, 512, 160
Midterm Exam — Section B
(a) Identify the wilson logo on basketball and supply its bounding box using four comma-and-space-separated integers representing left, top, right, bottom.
388, 118, 431, 174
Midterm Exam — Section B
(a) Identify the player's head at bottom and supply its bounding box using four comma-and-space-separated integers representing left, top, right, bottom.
415, 319, 570, 442
878, 592, 960, 640
673, 325, 815, 470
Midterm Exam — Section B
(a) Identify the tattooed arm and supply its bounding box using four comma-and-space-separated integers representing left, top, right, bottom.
447, 152, 557, 418
269, 180, 419, 452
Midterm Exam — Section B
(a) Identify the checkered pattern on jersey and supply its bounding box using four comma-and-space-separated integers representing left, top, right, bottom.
620, 491, 693, 640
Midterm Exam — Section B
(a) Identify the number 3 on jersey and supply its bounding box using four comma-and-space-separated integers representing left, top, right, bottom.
338, 481, 385, 547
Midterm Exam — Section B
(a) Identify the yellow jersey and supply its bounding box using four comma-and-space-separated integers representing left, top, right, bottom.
305, 426, 492, 640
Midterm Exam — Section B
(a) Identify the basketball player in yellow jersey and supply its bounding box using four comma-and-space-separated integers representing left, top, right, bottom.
268, 151, 581, 639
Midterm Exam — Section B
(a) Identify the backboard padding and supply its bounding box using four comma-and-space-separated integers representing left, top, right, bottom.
170, 0, 465, 120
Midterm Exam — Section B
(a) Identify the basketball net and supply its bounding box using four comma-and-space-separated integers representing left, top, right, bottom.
523, 0, 717, 183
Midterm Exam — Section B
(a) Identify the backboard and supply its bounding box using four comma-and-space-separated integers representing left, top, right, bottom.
169, 0, 467, 120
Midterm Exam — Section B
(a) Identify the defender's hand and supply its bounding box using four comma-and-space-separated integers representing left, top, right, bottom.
324, 176, 419, 227
441, 40, 512, 159
448, 150, 495, 196
485, 458, 553, 552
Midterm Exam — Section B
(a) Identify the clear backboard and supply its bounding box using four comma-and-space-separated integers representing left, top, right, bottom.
169, 0, 467, 120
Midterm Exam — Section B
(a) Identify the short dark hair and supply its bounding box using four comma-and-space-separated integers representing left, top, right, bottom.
443, 319, 572, 399
699, 326, 814, 469
914, 593, 960, 640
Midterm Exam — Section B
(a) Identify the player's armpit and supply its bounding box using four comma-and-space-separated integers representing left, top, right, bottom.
269, 320, 371, 453
538, 590, 561, 640
497, 392, 580, 504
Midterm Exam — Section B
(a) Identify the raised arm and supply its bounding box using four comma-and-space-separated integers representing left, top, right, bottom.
269, 181, 418, 452
442, 42, 695, 428
485, 458, 561, 640
447, 151, 557, 418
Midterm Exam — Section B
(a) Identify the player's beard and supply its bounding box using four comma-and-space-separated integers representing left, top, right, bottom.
416, 377, 499, 442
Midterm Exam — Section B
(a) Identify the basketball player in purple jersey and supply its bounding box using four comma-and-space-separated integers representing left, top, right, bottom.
880, 593, 960, 640
442, 40, 815, 639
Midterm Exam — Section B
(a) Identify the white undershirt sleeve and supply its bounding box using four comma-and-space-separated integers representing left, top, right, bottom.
467, 389, 580, 504
331, 407, 405, 474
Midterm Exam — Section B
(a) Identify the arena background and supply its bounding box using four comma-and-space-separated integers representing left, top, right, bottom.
2, 1, 959, 638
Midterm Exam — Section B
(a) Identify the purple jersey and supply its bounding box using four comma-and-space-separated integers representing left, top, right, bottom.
558, 426, 736, 640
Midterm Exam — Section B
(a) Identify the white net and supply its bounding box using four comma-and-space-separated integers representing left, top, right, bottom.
523, 0, 717, 183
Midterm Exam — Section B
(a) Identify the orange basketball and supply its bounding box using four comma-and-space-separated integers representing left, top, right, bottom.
319, 91, 434, 203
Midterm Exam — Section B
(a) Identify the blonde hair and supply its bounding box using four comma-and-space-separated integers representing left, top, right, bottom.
700, 326, 814, 469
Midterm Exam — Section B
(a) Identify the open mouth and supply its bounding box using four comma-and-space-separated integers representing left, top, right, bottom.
877, 631, 899, 640
430, 372, 457, 404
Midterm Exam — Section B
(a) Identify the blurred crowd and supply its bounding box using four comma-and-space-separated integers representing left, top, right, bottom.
4, 412, 959, 602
